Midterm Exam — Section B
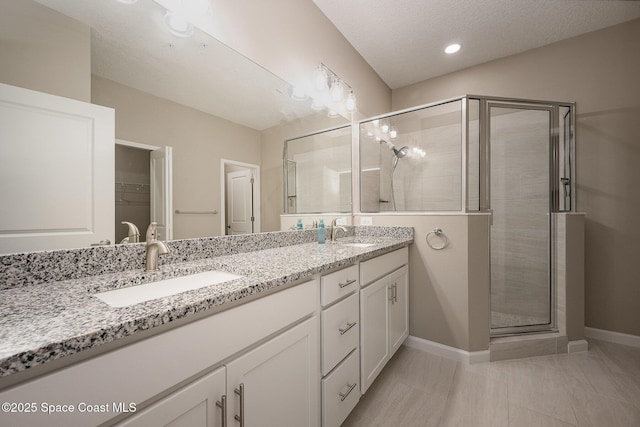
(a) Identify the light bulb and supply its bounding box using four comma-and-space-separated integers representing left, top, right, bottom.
389, 128, 398, 139
445, 43, 461, 54
329, 77, 345, 102
345, 90, 357, 112
381, 124, 389, 134
313, 65, 329, 92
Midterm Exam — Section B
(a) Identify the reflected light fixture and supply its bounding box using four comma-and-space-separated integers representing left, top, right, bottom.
327, 109, 340, 118
291, 86, 307, 101
164, 11, 194, 37
310, 97, 325, 111
445, 43, 461, 54
389, 128, 398, 139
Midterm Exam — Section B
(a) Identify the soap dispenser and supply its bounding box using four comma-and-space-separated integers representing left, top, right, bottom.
296, 218, 303, 230
317, 219, 325, 244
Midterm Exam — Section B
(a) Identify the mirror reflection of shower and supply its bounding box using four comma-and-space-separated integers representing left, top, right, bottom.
384, 140, 409, 211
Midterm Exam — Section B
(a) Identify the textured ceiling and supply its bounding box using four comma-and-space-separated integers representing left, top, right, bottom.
313, 0, 640, 89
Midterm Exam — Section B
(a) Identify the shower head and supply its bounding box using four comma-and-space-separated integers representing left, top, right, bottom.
393, 146, 409, 159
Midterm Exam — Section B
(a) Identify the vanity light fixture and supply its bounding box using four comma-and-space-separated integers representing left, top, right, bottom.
445, 43, 461, 54
329, 77, 345, 102
310, 63, 357, 114
313, 65, 330, 92
345, 90, 357, 112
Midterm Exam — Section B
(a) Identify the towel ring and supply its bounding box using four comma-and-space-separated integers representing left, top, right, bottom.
426, 228, 448, 250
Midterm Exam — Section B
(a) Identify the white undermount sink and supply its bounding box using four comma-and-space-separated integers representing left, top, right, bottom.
94, 270, 242, 308
340, 242, 376, 248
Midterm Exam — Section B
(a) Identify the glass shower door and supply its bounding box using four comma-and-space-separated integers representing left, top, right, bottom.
489, 104, 553, 334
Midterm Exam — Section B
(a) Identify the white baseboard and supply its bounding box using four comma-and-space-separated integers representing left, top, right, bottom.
567, 339, 589, 353
404, 335, 490, 364
584, 327, 640, 348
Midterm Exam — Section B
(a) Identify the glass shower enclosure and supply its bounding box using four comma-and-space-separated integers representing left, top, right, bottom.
359, 96, 575, 336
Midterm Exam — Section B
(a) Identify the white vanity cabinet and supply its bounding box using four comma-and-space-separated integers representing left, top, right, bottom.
0, 280, 320, 427
225, 317, 319, 427
117, 317, 319, 427
319, 265, 360, 427
116, 366, 226, 427
359, 248, 409, 393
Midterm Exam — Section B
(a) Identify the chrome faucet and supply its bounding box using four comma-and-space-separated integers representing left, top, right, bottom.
120, 221, 140, 244
145, 222, 170, 272
330, 218, 348, 242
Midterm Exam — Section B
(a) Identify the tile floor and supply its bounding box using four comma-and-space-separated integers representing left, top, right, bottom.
342, 339, 640, 427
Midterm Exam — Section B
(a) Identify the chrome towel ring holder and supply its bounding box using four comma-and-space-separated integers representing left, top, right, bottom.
426, 228, 448, 250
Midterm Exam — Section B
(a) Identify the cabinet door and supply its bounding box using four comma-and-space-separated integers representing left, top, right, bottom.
388, 265, 409, 357
116, 366, 226, 427
226, 316, 320, 427
359, 277, 389, 394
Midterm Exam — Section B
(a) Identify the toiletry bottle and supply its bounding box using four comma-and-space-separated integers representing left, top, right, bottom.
296, 218, 303, 230
318, 219, 325, 244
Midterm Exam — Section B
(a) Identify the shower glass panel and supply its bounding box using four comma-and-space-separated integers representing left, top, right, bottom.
489, 104, 552, 332
359, 100, 463, 212
284, 125, 352, 214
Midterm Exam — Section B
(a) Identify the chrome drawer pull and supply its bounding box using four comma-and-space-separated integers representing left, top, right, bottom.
234, 383, 244, 426
339, 321, 357, 335
338, 279, 357, 288
216, 395, 227, 427
339, 382, 357, 401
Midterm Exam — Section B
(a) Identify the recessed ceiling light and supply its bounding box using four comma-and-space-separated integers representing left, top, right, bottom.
445, 43, 461, 54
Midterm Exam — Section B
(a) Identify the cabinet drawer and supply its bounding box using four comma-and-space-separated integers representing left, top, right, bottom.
322, 349, 360, 427
321, 292, 359, 375
360, 246, 408, 286
321, 264, 359, 306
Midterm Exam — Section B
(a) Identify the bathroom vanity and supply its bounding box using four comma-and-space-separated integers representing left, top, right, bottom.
0, 227, 412, 427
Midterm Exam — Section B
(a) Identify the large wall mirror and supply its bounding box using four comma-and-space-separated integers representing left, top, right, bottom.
1, 0, 349, 253
284, 125, 352, 214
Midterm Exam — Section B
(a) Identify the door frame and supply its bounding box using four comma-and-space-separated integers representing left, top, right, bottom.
220, 159, 261, 235
483, 102, 557, 337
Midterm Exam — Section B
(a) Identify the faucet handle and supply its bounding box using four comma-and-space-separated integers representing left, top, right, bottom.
146, 222, 158, 243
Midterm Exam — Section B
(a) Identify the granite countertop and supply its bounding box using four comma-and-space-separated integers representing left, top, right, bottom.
0, 235, 411, 378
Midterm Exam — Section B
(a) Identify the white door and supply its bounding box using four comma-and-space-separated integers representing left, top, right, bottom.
225, 317, 320, 427
116, 367, 226, 427
150, 146, 173, 240
0, 83, 114, 254
226, 169, 253, 235
388, 266, 409, 357
359, 277, 390, 394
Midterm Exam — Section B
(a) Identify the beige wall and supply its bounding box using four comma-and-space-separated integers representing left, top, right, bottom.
0, 0, 91, 102
361, 214, 490, 351
393, 19, 640, 338
92, 76, 262, 239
